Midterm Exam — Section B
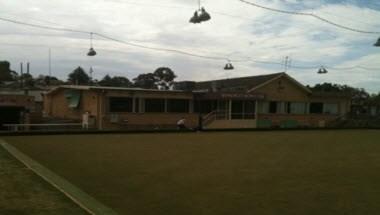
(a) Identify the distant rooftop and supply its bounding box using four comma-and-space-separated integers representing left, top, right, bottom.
193, 72, 285, 92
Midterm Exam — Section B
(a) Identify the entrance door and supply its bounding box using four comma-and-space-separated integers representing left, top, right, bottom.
0, 106, 24, 130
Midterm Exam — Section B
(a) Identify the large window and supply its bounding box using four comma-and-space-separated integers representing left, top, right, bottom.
244, 100, 256, 119
324, 103, 338, 114
289, 102, 307, 114
145, 99, 165, 113
310, 102, 323, 114
109, 97, 133, 112
194, 100, 217, 114
167, 99, 189, 113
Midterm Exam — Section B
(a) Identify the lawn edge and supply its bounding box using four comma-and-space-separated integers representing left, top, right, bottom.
0, 139, 118, 215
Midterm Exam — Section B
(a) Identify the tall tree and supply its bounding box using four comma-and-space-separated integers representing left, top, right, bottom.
35, 75, 63, 86
68, 67, 90, 85
133, 73, 157, 89
0, 61, 18, 83
153, 67, 177, 90
19, 73, 34, 88
98, 75, 132, 87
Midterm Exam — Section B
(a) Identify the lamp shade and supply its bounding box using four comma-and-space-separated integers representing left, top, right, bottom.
87, 48, 97, 56
198, 8, 211, 22
374, 37, 380, 47
189, 11, 201, 23
317, 67, 328, 74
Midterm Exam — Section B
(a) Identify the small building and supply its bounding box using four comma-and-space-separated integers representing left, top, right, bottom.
0, 94, 35, 130
43, 72, 351, 130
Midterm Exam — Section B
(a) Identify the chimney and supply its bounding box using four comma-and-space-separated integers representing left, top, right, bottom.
27, 62, 30, 74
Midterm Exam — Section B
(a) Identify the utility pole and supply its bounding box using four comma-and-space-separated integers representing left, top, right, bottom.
20, 62, 23, 88
48, 48, 51, 77
284, 56, 291, 73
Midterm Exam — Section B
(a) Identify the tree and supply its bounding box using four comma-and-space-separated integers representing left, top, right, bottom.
309, 83, 369, 105
35, 75, 63, 86
133, 73, 157, 89
153, 67, 177, 90
19, 73, 34, 87
132, 67, 177, 90
98, 75, 132, 87
68, 67, 90, 85
0, 61, 18, 83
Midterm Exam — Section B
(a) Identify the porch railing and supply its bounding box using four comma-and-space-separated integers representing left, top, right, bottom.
202, 110, 256, 126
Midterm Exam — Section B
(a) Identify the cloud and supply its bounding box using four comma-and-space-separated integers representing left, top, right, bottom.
0, 0, 379, 92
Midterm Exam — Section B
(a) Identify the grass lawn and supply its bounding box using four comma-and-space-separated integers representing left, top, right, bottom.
4, 130, 380, 215
0, 144, 87, 215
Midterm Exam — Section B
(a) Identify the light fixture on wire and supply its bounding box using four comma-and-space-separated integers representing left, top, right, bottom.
189, 0, 211, 24
87, 32, 97, 56
224, 60, 234, 70
374, 37, 380, 47
317, 66, 328, 74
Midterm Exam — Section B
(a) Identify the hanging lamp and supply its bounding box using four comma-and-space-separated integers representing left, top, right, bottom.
224, 61, 234, 70
374, 37, 380, 47
87, 32, 97, 56
189, 0, 211, 24
317, 66, 328, 74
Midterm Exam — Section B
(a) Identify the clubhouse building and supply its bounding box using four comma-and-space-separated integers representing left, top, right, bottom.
43, 72, 351, 130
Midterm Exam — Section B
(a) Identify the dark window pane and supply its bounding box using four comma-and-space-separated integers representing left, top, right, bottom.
194, 100, 217, 114
231, 101, 243, 119
310, 102, 323, 114
109, 97, 133, 112
244, 100, 256, 119
167, 99, 189, 113
269, 101, 277, 114
145, 99, 165, 112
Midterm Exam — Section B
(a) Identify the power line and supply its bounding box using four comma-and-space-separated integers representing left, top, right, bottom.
237, 0, 380, 34
0, 15, 285, 65
1, 15, 379, 71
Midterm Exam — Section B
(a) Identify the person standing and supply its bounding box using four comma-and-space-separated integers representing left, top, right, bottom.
82, 111, 89, 130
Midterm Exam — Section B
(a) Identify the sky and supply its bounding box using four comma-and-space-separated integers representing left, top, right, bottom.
0, 0, 379, 92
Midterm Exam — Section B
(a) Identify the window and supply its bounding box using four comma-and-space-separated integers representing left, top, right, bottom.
109, 97, 133, 112
167, 99, 189, 113
145, 99, 165, 112
194, 100, 217, 114
324, 103, 338, 114
269, 101, 277, 113
289, 102, 306, 114
310, 102, 323, 114
244, 100, 256, 119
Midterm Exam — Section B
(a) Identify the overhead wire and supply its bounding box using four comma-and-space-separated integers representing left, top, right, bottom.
0, 13, 379, 72
0, 15, 287, 65
237, 0, 380, 34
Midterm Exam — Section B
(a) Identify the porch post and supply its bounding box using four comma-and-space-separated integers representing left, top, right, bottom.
255, 100, 258, 127
229, 100, 232, 120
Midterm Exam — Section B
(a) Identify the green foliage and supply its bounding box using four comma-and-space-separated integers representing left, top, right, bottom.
19, 73, 34, 87
133, 73, 157, 89
0, 61, 18, 82
98, 75, 132, 87
67, 67, 90, 85
310, 83, 370, 105
133, 67, 177, 89
153, 67, 177, 90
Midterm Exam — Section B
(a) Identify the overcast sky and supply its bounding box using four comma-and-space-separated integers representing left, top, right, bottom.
0, 0, 379, 92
